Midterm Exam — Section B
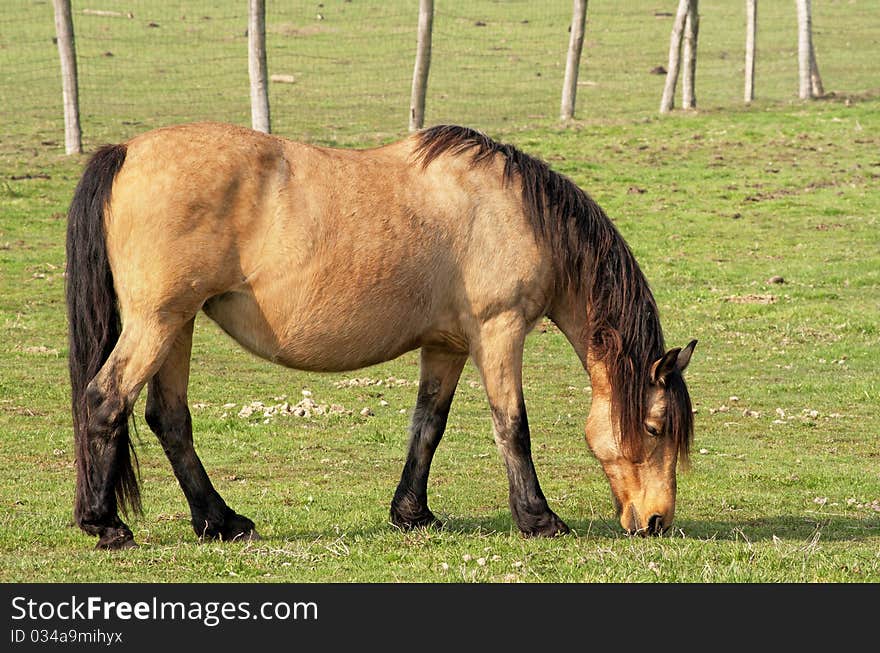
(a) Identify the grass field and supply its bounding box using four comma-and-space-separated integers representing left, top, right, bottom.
0, 1, 878, 583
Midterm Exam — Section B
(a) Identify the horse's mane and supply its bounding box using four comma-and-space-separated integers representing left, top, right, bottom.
413, 124, 692, 463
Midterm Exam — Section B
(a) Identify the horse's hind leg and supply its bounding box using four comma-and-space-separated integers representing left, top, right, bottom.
144, 318, 258, 542
77, 319, 181, 549
390, 347, 466, 530
472, 315, 569, 537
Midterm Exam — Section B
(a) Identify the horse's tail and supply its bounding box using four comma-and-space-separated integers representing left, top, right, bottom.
66, 143, 142, 520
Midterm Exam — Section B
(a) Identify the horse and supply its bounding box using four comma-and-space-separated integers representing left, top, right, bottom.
65, 122, 697, 549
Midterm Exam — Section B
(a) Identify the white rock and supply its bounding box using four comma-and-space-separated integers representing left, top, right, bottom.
238, 405, 255, 418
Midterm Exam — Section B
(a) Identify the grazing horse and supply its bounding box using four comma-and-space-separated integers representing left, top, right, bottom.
65, 122, 697, 549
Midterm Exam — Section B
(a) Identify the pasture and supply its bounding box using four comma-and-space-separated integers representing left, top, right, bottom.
0, 1, 877, 582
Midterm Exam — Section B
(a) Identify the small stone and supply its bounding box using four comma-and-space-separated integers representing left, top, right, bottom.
699, 448, 710, 455
238, 405, 254, 418
767, 275, 785, 284
360, 407, 373, 417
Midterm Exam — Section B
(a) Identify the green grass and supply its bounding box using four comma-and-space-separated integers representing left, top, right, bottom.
0, 1, 878, 582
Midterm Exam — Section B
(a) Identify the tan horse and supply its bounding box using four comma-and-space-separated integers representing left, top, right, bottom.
66, 122, 697, 549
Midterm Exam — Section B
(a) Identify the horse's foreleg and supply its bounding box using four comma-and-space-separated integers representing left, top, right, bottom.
144, 319, 258, 543
390, 347, 466, 530
473, 315, 570, 537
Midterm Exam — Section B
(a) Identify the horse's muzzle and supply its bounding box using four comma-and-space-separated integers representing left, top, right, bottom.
623, 509, 669, 537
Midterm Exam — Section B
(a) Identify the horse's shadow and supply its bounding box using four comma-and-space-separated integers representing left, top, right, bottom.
262, 512, 878, 544
670, 515, 878, 542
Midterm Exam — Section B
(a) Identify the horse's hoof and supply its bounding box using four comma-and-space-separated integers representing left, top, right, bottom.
231, 528, 261, 542
390, 507, 443, 531
518, 511, 570, 538
221, 513, 258, 542
96, 529, 137, 550
197, 512, 259, 543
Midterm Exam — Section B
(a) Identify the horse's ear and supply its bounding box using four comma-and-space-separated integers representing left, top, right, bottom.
651, 340, 697, 384
650, 347, 681, 385
676, 339, 697, 373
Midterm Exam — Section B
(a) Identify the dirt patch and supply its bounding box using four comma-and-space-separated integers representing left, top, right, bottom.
743, 188, 796, 202
725, 294, 776, 304
270, 23, 334, 37
22, 345, 60, 356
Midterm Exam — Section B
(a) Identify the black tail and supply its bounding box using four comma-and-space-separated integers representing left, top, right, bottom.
66, 143, 141, 521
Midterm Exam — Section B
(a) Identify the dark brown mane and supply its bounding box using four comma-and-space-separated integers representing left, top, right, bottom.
414, 124, 693, 462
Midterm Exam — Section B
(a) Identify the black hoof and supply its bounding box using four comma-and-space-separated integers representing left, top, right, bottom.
517, 510, 570, 538
195, 511, 259, 542
390, 505, 443, 531
96, 527, 137, 550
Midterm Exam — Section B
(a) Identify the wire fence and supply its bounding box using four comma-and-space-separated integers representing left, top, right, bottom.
1, 1, 878, 158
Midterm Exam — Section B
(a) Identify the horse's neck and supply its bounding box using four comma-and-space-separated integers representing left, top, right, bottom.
547, 287, 613, 392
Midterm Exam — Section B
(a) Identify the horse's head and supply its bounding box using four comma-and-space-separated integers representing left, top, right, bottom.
586, 340, 696, 535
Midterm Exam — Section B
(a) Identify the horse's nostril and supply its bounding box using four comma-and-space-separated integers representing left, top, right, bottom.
647, 514, 663, 535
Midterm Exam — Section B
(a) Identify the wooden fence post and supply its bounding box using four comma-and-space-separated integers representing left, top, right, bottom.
248, 0, 271, 133
52, 0, 82, 154
660, 0, 690, 113
744, 0, 757, 103
681, 0, 699, 109
795, 0, 824, 98
809, 36, 824, 97
409, 0, 434, 132
560, 0, 588, 122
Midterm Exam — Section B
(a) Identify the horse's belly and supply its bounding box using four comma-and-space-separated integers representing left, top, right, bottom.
202, 289, 432, 372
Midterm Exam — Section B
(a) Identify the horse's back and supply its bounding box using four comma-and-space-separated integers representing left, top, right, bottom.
105, 122, 552, 369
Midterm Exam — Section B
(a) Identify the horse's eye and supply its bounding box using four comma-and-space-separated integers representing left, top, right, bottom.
646, 424, 660, 437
